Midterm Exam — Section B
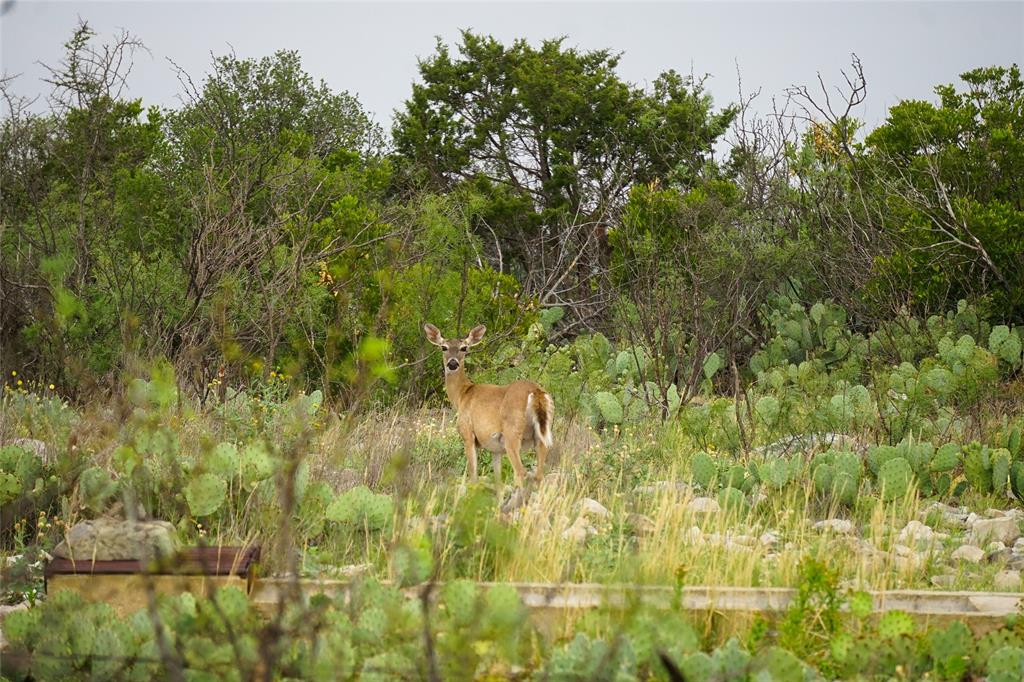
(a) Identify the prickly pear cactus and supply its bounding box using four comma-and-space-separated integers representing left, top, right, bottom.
691, 452, 717, 489
0, 444, 46, 505
752, 646, 804, 682
867, 444, 898, 476
976, 630, 1024, 671
1009, 426, 1022, 459
440, 579, 480, 628
206, 441, 239, 479
679, 652, 715, 680
928, 621, 972, 680
759, 458, 791, 490
592, 391, 624, 425
184, 472, 227, 517
717, 487, 747, 514
1011, 461, 1024, 503
240, 441, 273, 487
987, 646, 1024, 682
325, 485, 394, 532
878, 457, 913, 501
877, 611, 914, 639
724, 463, 748, 490
992, 448, 1012, 495
78, 466, 119, 514
714, 637, 752, 679
931, 443, 960, 473
964, 442, 993, 494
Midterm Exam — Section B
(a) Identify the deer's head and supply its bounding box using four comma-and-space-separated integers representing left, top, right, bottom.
423, 323, 486, 374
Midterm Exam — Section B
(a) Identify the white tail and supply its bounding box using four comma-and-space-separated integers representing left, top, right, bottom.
424, 322, 555, 486
528, 392, 554, 449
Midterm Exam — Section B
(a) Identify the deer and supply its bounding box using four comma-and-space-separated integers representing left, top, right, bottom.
424, 323, 554, 489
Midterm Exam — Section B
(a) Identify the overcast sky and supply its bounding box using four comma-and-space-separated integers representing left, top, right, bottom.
2, 1, 1022, 135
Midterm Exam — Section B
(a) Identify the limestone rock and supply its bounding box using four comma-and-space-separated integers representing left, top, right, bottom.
951, 545, 985, 563
561, 516, 597, 543
970, 517, 1022, 546
897, 520, 948, 545
994, 570, 1021, 592
686, 497, 720, 514
626, 513, 655, 535
814, 519, 855, 535
579, 498, 611, 520
52, 519, 179, 561
759, 530, 782, 548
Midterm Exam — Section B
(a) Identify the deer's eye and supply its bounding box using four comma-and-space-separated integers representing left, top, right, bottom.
441, 346, 449, 352
460, 346, 468, 352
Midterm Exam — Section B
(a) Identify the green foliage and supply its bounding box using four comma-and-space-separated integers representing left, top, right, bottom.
184, 473, 228, 518
0, 444, 46, 507
325, 485, 394, 532
717, 486, 747, 514
878, 457, 913, 501
78, 466, 118, 514
811, 450, 861, 505
988, 646, 1024, 682
690, 451, 717, 489
867, 66, 1024, 318
593, 391, 625, 426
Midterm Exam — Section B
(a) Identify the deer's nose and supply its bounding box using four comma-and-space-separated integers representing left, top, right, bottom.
446, 359, 460, 371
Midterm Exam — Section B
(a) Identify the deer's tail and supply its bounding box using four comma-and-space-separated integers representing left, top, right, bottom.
527, 389, 554, 448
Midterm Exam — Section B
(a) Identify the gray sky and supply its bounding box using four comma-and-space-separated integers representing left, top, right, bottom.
2, 1, 1023, 135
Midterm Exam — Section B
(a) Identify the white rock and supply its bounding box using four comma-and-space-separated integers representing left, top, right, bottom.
627, 513, 655, 535
951, 545, 985, 563
759, 531, 782, 548
687, 497, 721, 514
814, 519, 855, 535
970, 517, 1022, 545
897, 520, 948, 545
579, 498, 611, 520
52, 519, 179, 561
987, 541, 1008, 553
561, 517, 597, 542
931, 574, 956, 588
994, 570, 1022, 592
893, 544, 916, 558
682, 526, 703, 543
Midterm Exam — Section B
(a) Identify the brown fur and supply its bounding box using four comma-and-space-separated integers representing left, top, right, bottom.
424, 323, 554, 486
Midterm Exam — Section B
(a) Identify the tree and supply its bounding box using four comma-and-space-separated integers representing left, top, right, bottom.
394, 32, 736, 330
866, 65, 1024, 320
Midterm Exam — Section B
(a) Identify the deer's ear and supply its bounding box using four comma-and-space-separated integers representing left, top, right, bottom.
466, 324, 487, 346
423, 323, 444, 346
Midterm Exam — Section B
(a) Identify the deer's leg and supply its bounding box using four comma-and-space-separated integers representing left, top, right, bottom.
534, 439, 548, 484
461, 431, 479, 483
492, 451, 502, 486
502, 425, 528, 487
